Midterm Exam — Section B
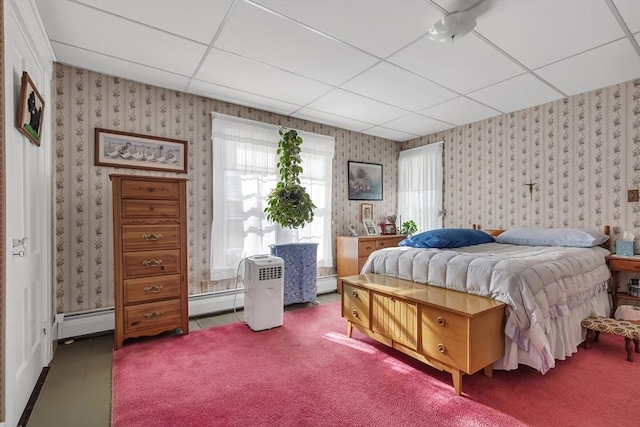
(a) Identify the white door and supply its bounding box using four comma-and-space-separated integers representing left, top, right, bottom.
4, 3, 52, 424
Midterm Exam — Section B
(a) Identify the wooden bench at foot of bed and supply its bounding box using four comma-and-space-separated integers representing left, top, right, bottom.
340, 274, 506, 396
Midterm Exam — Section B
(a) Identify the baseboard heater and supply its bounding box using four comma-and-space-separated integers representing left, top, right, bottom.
55, 275, 337, 340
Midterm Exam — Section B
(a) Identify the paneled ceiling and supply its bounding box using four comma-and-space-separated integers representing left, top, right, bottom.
35, 0, 640, 141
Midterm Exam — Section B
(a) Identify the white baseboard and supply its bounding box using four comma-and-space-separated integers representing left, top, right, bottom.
55, 276, 337, 340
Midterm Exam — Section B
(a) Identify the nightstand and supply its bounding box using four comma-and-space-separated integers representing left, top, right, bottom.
607, 255, 640, 315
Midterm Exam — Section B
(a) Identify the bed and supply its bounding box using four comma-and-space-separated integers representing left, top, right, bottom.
360, 227, 612, 374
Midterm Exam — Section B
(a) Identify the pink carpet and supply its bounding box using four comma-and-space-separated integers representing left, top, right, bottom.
112, 302, 639, 427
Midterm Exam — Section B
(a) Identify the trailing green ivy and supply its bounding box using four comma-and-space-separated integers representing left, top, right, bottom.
264, 128, 316, 229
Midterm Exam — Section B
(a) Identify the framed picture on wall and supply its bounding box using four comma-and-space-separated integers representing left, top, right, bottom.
360, 203, 373, 222
348, 161, 383, 200
17, 71, 45, 147
94, 128, 188, 173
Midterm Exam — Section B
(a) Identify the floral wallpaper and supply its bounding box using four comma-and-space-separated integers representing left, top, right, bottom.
402, 79, 640, 243
53, 63, 400, 314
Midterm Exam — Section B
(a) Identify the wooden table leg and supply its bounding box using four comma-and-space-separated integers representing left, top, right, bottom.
451, 369, 463, 396
346, 320, 353, 338
625, 338, 634, 362
483, 365, 494, 378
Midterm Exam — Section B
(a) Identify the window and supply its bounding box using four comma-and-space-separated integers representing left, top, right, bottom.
397, 142, 443, 232
210, 114, 335, 281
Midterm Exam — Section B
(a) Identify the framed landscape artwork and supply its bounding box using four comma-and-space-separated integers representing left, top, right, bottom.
348, 161, 383, 200
94, 128, 188, 173
17, 71, 45, 146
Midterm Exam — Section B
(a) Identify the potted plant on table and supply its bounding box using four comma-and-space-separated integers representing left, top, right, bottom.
398, 220, 418, 237
265, 128, 318, 305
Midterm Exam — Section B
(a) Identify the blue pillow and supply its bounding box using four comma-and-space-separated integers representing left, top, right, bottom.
495, 227, 609, 247
399, 228, 495, 248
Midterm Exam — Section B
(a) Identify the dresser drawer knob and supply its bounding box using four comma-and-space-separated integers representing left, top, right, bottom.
352, 290, 358, 297
352, 309, 358, 317
142, 233, 163, 241
437, 316, 446, 326
437, 343, 446, 353
149, 205, 156, 211
144, 311, 164, 320
143, 259, 163, 267
143, 285, 164, 294
365, 246, 372, 250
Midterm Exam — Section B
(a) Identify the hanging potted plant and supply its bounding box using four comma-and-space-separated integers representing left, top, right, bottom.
265, 128, 318, 306
265, 128, 315, 229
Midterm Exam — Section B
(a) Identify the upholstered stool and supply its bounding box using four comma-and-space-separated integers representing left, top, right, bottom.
581, 315, 640, 361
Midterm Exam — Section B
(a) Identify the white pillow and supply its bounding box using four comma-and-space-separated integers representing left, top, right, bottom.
495, 227, 609, 247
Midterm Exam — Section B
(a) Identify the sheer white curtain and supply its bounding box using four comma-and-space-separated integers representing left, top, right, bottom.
210, 113, 334, 281
397, 142, 443, 232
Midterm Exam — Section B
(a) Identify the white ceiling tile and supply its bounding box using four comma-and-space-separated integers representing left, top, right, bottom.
196, 49, 333, 106
189, 80, 301, 116
307, 89, 408, 125
382, 113, 454, 136
74, 0, 233, 44
342, 62, 457, 110
536, 39, 640, 96
214, 1, 378, 85
51, 42, 190, 92
291, 108, 372, 132
361, 126, 417, 142
467, 74, 563, 114
254, 0, 443, 58
36, 0, 206, 76
388, 33, 524, 94
474, 0, 625, 69
614, 0, 640, 33
420, 97, 501, 126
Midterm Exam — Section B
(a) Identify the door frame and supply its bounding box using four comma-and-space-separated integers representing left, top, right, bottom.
1, 0, 7, 421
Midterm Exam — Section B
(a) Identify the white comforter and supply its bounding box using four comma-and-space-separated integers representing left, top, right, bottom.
361, 243, 611, 374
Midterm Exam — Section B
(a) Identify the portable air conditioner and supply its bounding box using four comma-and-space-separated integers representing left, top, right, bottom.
243, 255, 284, 331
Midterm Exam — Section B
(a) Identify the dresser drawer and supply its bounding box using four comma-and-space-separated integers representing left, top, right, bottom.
124, 274, 182, 304
123, 249, 181, 278
377, 237, 402, 249
123, 225, 180, 251
342, 283, 370, 328
421, 307, 469, 340
122, 199, 180, 219
422, 338, 468, 369
421, 307, 469, 368
358, 241, 377, 257
608, 258, 640, 272
124, 299, 182, 333
121, 179, 180, 200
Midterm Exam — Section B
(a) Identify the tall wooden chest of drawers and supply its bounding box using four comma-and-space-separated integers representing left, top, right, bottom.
111, 175, 189, 349
336, 235, 404, 292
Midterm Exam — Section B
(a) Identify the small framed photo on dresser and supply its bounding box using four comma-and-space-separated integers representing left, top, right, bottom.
363, 219, 378, 236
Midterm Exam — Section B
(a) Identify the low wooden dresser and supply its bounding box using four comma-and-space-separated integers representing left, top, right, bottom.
111, 175, 189, 349
341, 274, 506, 395
336, 235, 404, 292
